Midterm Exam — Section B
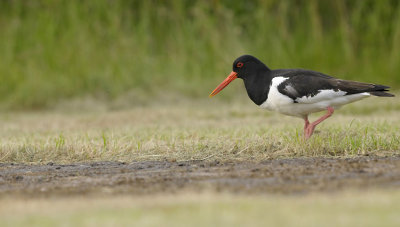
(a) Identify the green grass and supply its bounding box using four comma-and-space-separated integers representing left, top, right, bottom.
0, 95, 399, 164
1, 191, 400, 227
0, 0, 400, 109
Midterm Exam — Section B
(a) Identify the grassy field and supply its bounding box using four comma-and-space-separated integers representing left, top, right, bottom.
0, 93, 399, 164
1, 191, 400, 227
1, 0, 400, 109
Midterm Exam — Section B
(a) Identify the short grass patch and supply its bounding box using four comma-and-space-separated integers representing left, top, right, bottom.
0, 95, 399, 164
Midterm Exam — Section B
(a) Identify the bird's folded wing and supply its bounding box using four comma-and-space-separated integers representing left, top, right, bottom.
276, 73, 392, 104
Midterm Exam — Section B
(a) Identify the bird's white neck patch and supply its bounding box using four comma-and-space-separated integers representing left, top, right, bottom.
259, 77, 292, 110
270, 76, 288, 86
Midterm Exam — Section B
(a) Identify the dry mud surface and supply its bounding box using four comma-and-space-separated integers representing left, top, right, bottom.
1, 156, 399, 197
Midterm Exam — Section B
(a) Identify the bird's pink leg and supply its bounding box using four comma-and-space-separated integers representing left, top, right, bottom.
305, 107, 334, 139
303, 116, 310, 136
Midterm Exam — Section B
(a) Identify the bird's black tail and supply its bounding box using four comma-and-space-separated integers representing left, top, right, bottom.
369, 85, 395, 97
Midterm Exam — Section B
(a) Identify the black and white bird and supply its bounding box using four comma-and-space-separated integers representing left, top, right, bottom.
209, 55, 394, 139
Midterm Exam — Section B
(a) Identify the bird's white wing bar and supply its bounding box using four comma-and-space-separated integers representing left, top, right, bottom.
295, 89, 347, 104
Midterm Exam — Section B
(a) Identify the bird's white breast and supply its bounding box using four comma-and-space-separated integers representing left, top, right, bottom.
259, 77, 293, 112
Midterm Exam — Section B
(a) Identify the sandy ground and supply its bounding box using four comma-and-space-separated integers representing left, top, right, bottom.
1, 156, 399, 197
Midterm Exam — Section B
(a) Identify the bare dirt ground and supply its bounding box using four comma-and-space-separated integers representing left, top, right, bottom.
1, 156, 399, 197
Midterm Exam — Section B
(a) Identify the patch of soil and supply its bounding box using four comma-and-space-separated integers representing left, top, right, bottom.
0, 156, 399, 197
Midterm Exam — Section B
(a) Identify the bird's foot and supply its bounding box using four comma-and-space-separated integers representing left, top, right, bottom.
303, 107, 334, 139
304, 125, 316, 139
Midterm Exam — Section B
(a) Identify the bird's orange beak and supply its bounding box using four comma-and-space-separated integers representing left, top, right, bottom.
209, 71, 238, 97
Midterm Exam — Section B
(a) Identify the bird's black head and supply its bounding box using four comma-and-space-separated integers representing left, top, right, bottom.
232, 55, 269, 79
209, 55, 269, 97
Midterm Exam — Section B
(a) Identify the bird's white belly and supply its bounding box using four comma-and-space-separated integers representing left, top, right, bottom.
259, 77, 370, 117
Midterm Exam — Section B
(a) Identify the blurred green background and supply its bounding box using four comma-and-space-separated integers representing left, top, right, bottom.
0, 0, 399, 110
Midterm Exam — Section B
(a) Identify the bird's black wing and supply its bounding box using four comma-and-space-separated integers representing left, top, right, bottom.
274, 69, 394, 103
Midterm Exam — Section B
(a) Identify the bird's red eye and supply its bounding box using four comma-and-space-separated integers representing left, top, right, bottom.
236, 62, 243, 68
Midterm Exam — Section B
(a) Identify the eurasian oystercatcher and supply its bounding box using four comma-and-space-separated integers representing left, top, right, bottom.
210, 55, 394, 139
